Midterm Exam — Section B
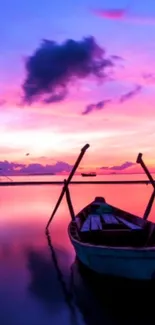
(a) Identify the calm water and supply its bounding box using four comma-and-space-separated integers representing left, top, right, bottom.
0, 175, 155, 325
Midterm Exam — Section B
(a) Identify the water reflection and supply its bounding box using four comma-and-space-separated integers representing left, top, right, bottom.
0, 181, 155, 325
45, 231, 80, 325
26, 246, 69, 310
71, 257, 155, 325
45, 229, 155, 325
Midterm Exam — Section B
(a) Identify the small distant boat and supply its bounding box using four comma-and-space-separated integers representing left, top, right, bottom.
81, 172, 96, 177
46, 145, 155, 281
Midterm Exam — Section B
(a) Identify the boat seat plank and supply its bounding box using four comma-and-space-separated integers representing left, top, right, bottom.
116, 216, 142, 230
81, 215, 91, 232
101, 214, 119, 224
81, 215, 103, 232
90, 215, 102, 230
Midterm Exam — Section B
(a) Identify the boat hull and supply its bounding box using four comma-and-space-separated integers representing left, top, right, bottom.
69, 232, 155, 280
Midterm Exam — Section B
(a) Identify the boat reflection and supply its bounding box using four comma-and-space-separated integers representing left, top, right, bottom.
45, 231, 155, 325
71, 257, 155, 325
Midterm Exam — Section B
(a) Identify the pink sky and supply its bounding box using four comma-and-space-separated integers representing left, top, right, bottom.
1, 0, 155, 174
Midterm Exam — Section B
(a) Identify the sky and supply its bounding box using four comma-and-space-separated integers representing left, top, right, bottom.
1, 0, 155, 175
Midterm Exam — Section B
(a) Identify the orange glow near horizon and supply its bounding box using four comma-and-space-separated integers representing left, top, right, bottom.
1, 98, 155, 174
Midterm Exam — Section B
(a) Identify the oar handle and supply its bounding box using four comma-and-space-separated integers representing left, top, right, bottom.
45, 143, 90, 230
136, 152, 155, 189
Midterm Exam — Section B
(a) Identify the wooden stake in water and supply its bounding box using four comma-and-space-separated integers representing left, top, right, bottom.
137, 153, 155, 220
64, 179, 75, 221
45, 144, 90, 230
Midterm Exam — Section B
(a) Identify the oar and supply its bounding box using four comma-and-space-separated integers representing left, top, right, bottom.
45, 143, 90, 230
137, 153, 155, 220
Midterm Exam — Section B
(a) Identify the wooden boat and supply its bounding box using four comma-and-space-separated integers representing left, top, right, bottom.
81, 172, 96, 177
46, 145, 155, 281
68, 197, 155, 280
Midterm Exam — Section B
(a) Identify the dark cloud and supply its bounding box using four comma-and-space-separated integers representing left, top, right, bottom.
100, 161, 135, 171
119, 85, 142, 103
82, 99, 111, 115
22, 37, 113, 104
42, 89, 67, 104
0, 160, 73, 175
0, 161, 24, 172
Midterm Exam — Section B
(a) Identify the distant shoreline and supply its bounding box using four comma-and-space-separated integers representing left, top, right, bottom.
0, 180, 151, 186
1, 172, 155, 177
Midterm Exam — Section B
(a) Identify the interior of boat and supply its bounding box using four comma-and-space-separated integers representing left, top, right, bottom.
70, 197, 155, 248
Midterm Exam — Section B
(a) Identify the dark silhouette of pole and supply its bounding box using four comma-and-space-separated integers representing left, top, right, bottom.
45, 144, 89, 230
137, 153, 155, 220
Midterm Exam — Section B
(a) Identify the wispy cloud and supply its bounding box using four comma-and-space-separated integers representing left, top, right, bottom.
82, 84, 142, 115
82, 99, 111, 115
93, 8, 155, 25
22, 37, 113, 104
119, 85, 142, 103
94, 9, 126, 20
110, 55, 124, 61
100, 161, 135, 171
143, 73, 155, 84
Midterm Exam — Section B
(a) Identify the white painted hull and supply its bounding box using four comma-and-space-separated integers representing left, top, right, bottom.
70, 235, 155, 280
